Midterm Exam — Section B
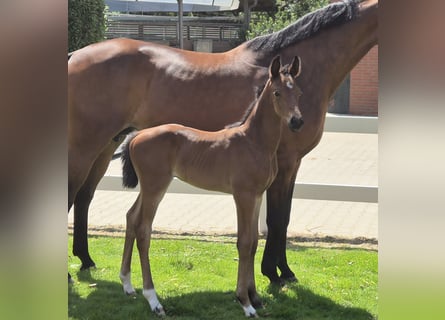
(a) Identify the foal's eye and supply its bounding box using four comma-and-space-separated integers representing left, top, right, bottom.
273, 91, 280, 97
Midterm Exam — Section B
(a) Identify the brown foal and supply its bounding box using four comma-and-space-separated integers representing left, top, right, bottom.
119, 56, 302, 317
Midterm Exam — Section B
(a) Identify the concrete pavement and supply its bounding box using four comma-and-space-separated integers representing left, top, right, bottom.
68, 131, 377, 242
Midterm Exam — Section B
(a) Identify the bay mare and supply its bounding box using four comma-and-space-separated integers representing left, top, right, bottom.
120, 56, 302, 317
68, 0, 378, 284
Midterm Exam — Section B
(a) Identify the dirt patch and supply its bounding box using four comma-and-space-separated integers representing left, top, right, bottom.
68, 224, 378, 251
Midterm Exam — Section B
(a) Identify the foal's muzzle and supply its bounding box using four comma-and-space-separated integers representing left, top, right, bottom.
288, 116, 304, 132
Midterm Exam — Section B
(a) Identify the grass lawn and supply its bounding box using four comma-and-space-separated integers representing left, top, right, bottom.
68, 235, 377, 319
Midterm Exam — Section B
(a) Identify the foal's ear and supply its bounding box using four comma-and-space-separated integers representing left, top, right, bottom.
269, 55, 281, 79
290, 56, 302, 78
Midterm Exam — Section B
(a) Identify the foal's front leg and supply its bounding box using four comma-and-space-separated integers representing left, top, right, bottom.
234, 192, 262, 318
137, 222, 165, 316
137, 188, 171, 316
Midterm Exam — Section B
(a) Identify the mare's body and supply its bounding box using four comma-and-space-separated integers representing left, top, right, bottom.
68, 0, 378, 284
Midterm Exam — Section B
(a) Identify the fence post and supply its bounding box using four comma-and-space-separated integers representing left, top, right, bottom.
177, 0, 184, 49
259, 193, 267, 234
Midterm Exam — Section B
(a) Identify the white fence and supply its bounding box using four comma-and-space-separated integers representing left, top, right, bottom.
97, 114, 377, 233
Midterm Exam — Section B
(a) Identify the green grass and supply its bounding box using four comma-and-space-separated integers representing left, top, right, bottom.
68, 235, 377, 319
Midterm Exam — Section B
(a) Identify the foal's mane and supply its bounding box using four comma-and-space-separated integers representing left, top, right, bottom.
225, 62, 296, 129
225, 84, 266, 129
245, 0, 360, 54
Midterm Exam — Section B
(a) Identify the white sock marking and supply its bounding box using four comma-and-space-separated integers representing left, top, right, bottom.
143, 288, 164, 313
119, 272, 135, 294
242, 304, 257, 317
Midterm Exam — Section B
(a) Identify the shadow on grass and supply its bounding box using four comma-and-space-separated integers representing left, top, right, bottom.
69, 269, 375, 320
264, 282, 375, 320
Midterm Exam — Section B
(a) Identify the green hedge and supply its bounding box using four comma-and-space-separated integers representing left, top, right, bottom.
68, 0, 107, 52
246, 0, 329, 40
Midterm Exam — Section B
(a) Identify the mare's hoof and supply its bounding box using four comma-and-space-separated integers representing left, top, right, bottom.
80, 263, 96, 271
269, 277, 286, 287
280, 274, 298, 283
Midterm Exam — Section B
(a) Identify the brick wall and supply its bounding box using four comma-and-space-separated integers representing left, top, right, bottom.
330, 0, 378, 116
349, 46, 378, 115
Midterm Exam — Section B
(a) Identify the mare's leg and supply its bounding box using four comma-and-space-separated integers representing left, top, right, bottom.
68, 142, 104, 281
261, 160, 300, 285
120, 194, 141, 295
72, 139, 123, 270
234, 192, 262, 317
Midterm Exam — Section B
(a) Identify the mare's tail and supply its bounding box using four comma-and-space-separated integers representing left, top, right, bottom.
121, 132, 139, 188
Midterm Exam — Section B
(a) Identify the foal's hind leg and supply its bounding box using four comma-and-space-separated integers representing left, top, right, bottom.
120, 194, 141, 296
73, 139, 123, 270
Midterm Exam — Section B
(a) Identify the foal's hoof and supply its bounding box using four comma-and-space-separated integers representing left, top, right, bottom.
242, 305, 258, 318
125, 289, 137, 296
153, 305, 166, 316
247, 311, 258, 318
249, 295, 263, 309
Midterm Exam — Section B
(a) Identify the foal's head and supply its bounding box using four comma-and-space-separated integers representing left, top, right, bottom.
267, 55, 304, 132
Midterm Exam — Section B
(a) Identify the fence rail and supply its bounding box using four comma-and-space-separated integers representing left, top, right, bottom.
98, 175, 377, 203
106, 15, 243, 43
97, 115, 377, 233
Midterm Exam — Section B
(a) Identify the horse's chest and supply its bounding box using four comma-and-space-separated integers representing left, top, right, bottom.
264, 156, 279, 188
245, 154, 278, 192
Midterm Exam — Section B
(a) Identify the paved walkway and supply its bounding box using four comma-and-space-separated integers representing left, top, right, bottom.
68, 132, 378, 241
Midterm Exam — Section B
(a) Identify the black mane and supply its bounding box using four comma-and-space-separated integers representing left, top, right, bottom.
245, 0, 360, 54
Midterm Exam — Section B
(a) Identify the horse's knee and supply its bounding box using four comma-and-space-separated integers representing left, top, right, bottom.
237, 236, 253, 256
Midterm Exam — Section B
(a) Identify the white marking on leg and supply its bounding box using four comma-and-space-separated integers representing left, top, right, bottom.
143, 289, 165, 315
119, 272, 136, 295
242, 304, 257, 317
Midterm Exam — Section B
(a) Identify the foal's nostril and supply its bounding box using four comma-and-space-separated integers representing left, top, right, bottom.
289, 117, 304, 131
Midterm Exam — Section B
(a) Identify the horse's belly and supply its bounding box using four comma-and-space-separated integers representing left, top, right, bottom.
173, 165, 232, 195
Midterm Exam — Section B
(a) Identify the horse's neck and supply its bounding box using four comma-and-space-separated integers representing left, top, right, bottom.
243, 92, 282, 155
295, 0, 378, 99
254, 1, 377, 102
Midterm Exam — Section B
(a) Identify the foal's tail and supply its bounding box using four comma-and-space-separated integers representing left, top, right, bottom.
121, 132, 139, 188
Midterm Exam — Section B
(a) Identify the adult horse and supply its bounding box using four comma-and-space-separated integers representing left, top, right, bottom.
68, 0, 378, 285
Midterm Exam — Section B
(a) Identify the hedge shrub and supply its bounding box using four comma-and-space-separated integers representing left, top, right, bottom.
246, 0, 329, 40
68, 0, 107, 52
